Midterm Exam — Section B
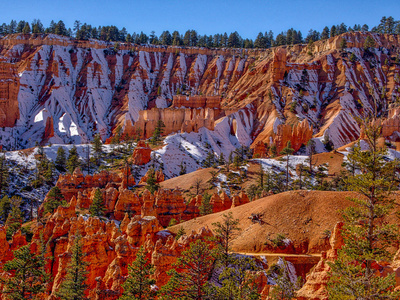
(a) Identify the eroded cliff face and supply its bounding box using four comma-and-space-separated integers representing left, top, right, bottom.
0, 32, 400, 152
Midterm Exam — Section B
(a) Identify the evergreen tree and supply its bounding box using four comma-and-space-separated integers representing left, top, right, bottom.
145, 168, 159, 194
5, 196, 23, 240
172, 30, 182, 45
214, 255, 261, 300
56, 234, 88, 300
257, 164, 265, 191
159, 239, 215, 300
0, 152, 9, 196
327, 121, 400, 299
9, 20, 17, 34
330, 25, 337, 38
364, 35, 376, 50
183, 30, 191, 46
31, 19, 44, 33
91, 134, 104, 166
179, 161, 187, 175
199, 193, 213, 216
47, 20, 56, 33
321, 26, 330, 40
55, 20, 67, 36
44, 161, 55, 184
44, 186, 65, 215
339, 38, 347, 51
16, 20, 27, 33
227, 31, 240, 48
67, 145, 80, 174
120, 246, 156, 300
280, 141, 294, 191
212, 212, 240, 268
221, 32, 228, 47
89, 188, 105, 217
203, 151, 215, 168
0, 244, 49, 299
254, 32, 266, 48
175, 226, 186, 240
218, 153, 225, 166
55, 146, 67, 172
361, 24, 369, 32
151, 120, 165, 145
160, 30, 172, 45
0, 195, 11, 223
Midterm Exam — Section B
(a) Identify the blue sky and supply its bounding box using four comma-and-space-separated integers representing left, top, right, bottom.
1, 0, 399, 38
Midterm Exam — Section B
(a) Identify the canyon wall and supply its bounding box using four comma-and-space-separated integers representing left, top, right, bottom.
0, 32, 400, 151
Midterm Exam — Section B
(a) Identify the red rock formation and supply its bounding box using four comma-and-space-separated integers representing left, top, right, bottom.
273, 119, 313, 153
296, 222, 344, 300
130, 107, 217, 139
113, 188, 142, 220
139, 168, 165, 185
0, 61, 19, 127
231, 192, 250, 208
131, 141, 152, 165
154, 189, 186, 227
172, 95, 222, 109
0, 225, 11, 262
381, 112, 400, 138
253, 141, 269, 158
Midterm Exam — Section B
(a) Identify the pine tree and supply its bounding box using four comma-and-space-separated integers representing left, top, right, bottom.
218, 153, 225, 166
327, 121, 400, 299
0, 244, 49, 299
44, 161, 55, 183
199, 193, 213, 216
339, 38, 347, 51
212, 212, 240, 268
44, 186, 65, 215
56, 234, 88, 300
0, 195, 11, 222
321, 26, 330, 40
175, 226, 186, 240
67, 145, 80, 174
0, 152, 9, 196
151, 120, 165, 145
89, 188, 105, 217
159, 240, 215, 300
55, 146, 66, 172
203, 151, 215, 168
280, 141, 294, 191
256, 164, 265, 191
214, 255, 261, 300
145, 168, 159, 194
5, 196, 23, 240
120, 246, 156, 300
179, 161, 187, 175
91, 134, 103, 166
364, 35, 376, 50
22, 23, 31, 34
